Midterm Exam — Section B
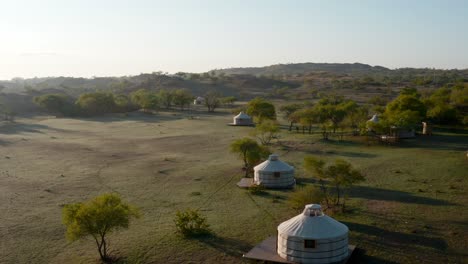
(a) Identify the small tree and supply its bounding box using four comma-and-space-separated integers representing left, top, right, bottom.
204, 91, 221, 112
33, 94, 75, 116
289, 185, 325, 210
62, 193, 140, 262
130, 89, 159, 112
304, 156, 364, 209
220, 96, 236, 107
174, 209, 210, 237
246, 97, 276, 122
279, 103, 303, 131
250, 120, 280, 145
230, 138, 269, 177
172, 89, 193, 111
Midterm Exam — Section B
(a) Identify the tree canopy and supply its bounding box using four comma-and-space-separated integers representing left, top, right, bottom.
246, 97, 276, 122
62, 193, 140, 262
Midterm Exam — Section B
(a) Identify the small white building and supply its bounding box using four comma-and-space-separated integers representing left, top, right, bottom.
253, 154, 295, 188
193, 96, 205, 105
233, 112, 253, 126
277, 204, 349, 264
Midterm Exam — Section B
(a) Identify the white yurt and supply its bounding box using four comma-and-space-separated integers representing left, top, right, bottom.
193, 96, 205, 105
277, 204, 349, 264
368, 114, 379, 123
233, 112, 253, 126
253, 154, 295, 188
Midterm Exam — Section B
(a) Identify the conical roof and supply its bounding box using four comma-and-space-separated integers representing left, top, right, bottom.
369, 114, 379, 123
234, 112, 251, 119
277, 204, 348, 239
254, 154, 293, 172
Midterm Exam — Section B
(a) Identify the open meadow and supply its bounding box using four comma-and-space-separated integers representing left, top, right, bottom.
1, 109, 467, 264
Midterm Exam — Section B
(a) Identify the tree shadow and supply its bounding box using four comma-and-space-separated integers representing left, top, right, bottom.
400, 133, 467, 152
343, 221, 450, 263
350, 249, 400, 264
196, 234, 253, 258
0, 122, 68, 135
343, 221, 448, 251
349, 186, 456, 206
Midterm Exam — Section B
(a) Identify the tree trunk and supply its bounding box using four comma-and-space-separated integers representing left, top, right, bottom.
289, 122, 293, 131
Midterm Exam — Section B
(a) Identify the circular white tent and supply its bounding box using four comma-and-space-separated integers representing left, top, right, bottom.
277, 204, 349, 264
233, 112, 253, 126
253, 154, 295, 188
369, 114, 379, 123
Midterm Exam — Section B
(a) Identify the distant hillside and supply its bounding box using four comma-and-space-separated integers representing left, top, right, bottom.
209, 62, 390, 76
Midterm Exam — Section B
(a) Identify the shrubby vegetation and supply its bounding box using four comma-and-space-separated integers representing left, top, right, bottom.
62, 193, 140, 262
174, 209, 210, 237
230, 138, 270, 177
303, 156, 365, 210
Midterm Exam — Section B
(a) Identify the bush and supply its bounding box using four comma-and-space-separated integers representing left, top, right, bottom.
288, 185, 325, 210
174, 209, 210, 237
248, 184, 266, 195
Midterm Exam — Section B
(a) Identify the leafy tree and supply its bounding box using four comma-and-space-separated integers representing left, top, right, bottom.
250, 120, 280, 145
113, 94, 134, 112
220, 96, 236, 107
383, 93, 426, 128
75, 92, 117, 116
289, 185, 325, 210
157, 89, 174, 109
279, 103, 303, 131
246, 97, 276, 122
204, 91, 221, 112
33, 94, 75, 116
174, 209, 210, 237
230, 138, 269, 177
424, 87, 457, 124
292, 107, 317, 134
62, 193, 140, 262
172, 89, 193, 111
304, 156, 364, 209
130, 89, 159, 111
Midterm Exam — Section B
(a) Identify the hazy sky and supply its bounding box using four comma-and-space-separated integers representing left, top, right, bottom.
1, 0, 467, 79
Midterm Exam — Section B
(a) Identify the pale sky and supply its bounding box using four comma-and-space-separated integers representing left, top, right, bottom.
1, 0, 467, 79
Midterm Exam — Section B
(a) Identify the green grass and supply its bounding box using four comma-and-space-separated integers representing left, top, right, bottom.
0, 110, 466, 263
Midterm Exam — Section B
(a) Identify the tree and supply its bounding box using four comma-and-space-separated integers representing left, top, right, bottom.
250, 120, 280, 145
246, 97, 276, 122
157, 89, 174, 109
75, 92, 117, 116
62, 193, 140, 262
230, 138, 269, 177
220, 96, 236, 107
174, 209, 210, 237
33, 94, 75, 116
304, 156, 364, 210
172, 89, 193, 111
383, 93, 426, 129
204, 91, 221, 112
130, 89, 159, 112
279, 103, 303, 131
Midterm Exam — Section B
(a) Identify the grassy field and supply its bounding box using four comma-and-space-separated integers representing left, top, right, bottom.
0, 109, 467, 264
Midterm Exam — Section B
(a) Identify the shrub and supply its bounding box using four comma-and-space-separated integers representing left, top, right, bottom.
288, 185, 325, 210
248, 184, 266, 195
174, 209, 210, 237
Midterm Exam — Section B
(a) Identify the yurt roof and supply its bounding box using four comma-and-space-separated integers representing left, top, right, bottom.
235, 112, 251, 119
369, 114, 379, 123
277, 204, 348, 239
254, 154, 293, 172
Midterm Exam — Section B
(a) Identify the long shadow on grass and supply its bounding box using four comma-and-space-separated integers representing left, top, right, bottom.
349, 186, 455, 206
0, 122, 69, 135
399, 133, 467, 152
343, 221, 448, 250
197, 234, 253, 258
74, 109, 233, 123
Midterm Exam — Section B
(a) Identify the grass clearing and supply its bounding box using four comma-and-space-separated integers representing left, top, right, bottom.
0, 110, 467, 263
